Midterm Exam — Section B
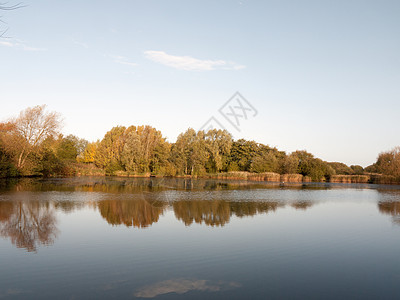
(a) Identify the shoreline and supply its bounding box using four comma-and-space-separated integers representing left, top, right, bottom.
2, 171, 397, 186
92, 171, 399, 185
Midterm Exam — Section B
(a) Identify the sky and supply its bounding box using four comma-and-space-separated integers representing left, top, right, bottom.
1, 0, 399, 167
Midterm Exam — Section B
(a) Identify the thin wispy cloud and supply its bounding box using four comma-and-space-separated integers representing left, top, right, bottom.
111, 55, 137, 67
0, 39, 46, 51
72, 39, 89, 49
144, 50, 245, 71
0, 41, 13, 47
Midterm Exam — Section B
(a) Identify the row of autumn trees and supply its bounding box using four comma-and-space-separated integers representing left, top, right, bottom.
1, 105, 400, 181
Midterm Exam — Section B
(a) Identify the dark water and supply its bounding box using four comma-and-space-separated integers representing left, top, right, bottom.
1, 177, 400, 299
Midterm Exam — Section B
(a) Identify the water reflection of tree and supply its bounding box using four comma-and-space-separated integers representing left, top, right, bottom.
378, 201, 400, 224
291, 201, 314, 210
378, 202, 400, 215
0, 177, 320, 232
173, 201, 285, 227
173, 200, 231, 227
54, 201, 88, 214
230, 201, 283, 217
98, 199, 166, 228
0, 201, 58, 252
2, 177, 348, 195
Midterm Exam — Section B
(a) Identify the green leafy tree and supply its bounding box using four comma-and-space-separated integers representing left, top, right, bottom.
374, 147, 400, 177
150, 140, 171, 174
250, 151, 279, 173
172, 129, 208, 175
57, 135, 78, 160
294, 150, 335, 181
281, 153, 299, 174
328, 162, 354, 175
350, 165, 364, 175
122, 125, 168, 174
122, 130, 145, 173
95, 126, 127, 172
0, 123, 18, 177
0, 143, 18, 177
205, 129, 232, 173
228, 139, 259, 171
78, 141, 98, 164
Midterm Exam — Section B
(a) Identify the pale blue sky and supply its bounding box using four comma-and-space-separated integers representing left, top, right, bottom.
1, 0, 399, 166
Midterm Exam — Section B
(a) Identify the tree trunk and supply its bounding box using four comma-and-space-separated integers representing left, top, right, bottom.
17, 149, 25, 168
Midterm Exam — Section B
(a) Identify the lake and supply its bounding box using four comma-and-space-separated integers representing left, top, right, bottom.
1, 177, 400, 299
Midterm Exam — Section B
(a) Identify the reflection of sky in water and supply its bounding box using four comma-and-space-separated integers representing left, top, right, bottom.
1, 178, 400, 298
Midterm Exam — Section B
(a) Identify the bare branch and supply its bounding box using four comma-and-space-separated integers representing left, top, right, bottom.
0, 2, 25, 38
0, 2, 26, 10
0, 26, 9, 38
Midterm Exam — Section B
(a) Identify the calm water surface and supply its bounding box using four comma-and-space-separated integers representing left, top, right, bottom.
1, 177, 400, 299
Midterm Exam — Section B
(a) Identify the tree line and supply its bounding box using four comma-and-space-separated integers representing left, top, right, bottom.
1, 105, 399, 181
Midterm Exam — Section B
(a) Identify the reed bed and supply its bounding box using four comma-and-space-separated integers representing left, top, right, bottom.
330, 175, 370, 183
